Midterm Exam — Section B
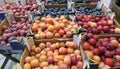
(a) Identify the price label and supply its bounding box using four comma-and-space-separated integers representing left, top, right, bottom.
0, 0, 5, 6
26, 38, 35, 52
107, 12, 115, 19
67, 0, 75, 11
5, 11, 15, 25
73, 35, 81, 46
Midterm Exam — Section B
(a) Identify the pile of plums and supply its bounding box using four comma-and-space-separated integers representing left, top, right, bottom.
0, 18, 32, 45
83, 33, 120, 68
24, 41, 83, 69
2, 4, 39, 16
37, 8, 76, 17
75, 6, 104, 15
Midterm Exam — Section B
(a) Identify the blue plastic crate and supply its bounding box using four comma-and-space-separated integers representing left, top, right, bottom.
10, 38, 25, 50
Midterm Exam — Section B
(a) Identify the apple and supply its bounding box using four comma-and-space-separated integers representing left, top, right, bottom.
104, 58, 114, 67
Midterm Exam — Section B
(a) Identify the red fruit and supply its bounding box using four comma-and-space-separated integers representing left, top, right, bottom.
54, 24, 60, 31
91, 28, 98, 34
59, 30, 65, 36
82, 42, 90, 50
114, 62, 120, 67
110, 40, 119, 48
39, 43, 46, 49
83, 24, 89, 29
35, 47, 41, 54
59, 64, 68, 69
50, 44, 56, 51
110, 37, 116, 40
66, 31, 72, 38
71, 55, 77, 65
88, 38, 96, 45
93, 35, 99, 40
86, 33, 93, 39
104, 51, 113, 58
25, 56, 32, 63
110, 29, 115, 33
59, 47, 67, 55
97, 25, 102, 32
77, 61, 83, 69
103, 26, 110, 33
93, 48, 100, 55
95, 17, 100, 22
98, 46, 106, 53
47, 56, 54, 64
54, 33, 61, 38
104, 58, 114, 67
115, 48, 120, 55
46, 32, 53, 38
71, 66, 77, 69
103, 38, 109, 42
78, 21, 83, 26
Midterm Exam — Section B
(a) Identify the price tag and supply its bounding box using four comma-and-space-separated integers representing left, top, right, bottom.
26, 38, 35, 52
69, 15, 75, 22
67, 0, 75, 11
73, 35, 80, 46
0, 0, 5, 6
5, 11, 15, 25
36, 0, 41, 5
107, 12, 115, 19
96, 1, 103, 9
28, 12, 33, 20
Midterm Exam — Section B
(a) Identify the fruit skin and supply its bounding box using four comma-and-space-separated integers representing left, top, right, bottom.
24, 63, 31, 69
104, 58, 114, 67
82, 42, 91, 50
93, 55, 101, 63
59, 64, 68, 69
59, 47, 67, 55
110, 40, 119, 48
30, 59, 39, 68
88, 38, 96, 45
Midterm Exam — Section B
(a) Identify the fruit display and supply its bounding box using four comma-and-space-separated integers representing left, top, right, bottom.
24, 41, 83, 69
0, 4, 39, 17
0, 18, 32, 45
82, 34, 120, 68
77, 14, 120, 34
75, 6, 104, 15
32, 15, 79, 39
39, 8, 76, 17
47, 0, 67, 4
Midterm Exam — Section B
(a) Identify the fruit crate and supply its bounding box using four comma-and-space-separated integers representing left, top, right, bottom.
0, 19, 25, 54
27, 16, 82, 40
75, 3, 107, 17
19, 37, 84, 69
81, 33, 120, 69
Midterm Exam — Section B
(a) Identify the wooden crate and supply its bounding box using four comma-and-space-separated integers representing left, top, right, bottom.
19, 37, 84, 68
81, 33, 120, 69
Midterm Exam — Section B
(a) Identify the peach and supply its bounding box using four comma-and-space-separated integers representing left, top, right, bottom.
39, 55, 47, 62
35, 47, 41, 54
53, 65, 59, 69
47, 51, 53, 57
66, 31, 72, 38
67, 48, 74, 54
64, 55, 71, 65
39, 43, 46, 49
24, 63, 31, 69
30, 59, 39, 68
59, 29, 65, 36
59, 64, 68, 69
93, 55, 101, 63
55, 42, 60, 49
40, 61, 48, 68
59, 47, 67, 55
71, 65, 77, 69
77, 61, 83, 69
74, 50, 80, 55
48, 25, 54, 32
54, 55, 60, 62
